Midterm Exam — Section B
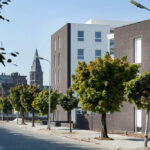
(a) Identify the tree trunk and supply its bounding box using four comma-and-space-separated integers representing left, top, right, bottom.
32, 110, 35, 127
21, 111, 25, 124
144, 110, 149, 147
101, 112, 109, 138
2, 110, 4, 121
7, 113, 8, 122
47, 112, 49, 122
69, 111, 72, 133
17, 112, 19, 125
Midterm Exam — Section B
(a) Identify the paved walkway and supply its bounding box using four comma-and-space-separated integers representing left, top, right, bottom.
2, 120, 150, 150
0, 123, 110, 150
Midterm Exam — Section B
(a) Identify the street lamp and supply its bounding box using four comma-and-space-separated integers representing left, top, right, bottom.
130, 0, 150, 11
36, 56, 51, 130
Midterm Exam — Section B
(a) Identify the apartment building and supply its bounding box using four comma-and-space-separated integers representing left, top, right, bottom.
51, 20, 132, 127
114, 19, 150, 132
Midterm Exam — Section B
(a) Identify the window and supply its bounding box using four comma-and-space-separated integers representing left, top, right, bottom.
58, 36, 61, 49
55, 72, 56, 84
58, 70, 61, 83
54, 39, 56, 51
110, 39, 114, 47
95, 50, 101, 58
77, 31, 84, 41
95, 32, 101, 42
110, 40, 114, 55
77, 49, 84, 60
58, 53, 60, 66
54, 55, 56, 67
135, 38, 142, 64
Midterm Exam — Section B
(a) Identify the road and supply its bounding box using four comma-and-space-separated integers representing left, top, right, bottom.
0, 123, 112, 150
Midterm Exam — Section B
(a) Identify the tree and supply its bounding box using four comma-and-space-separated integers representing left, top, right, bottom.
72, 52, 139, 138
125, 71, 150, 147
32, 89, 60, 120
0, 97, 12, 121
21, 85, 41, 127
0, 0, 19, 66
60, 88, 79, 133
9, 84, 26, 124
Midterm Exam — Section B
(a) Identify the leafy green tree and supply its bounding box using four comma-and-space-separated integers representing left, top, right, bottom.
0, 0, 19, 66
72, 52, 139, 138
60, 88, 79, 133
0, 97, 12, 121
21, 85, 41, 127
125, 71, 150, 147
32, 89, 60, 120
9, 85, 26, 124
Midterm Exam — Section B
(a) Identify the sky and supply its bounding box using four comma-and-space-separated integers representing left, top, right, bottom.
0, 0, 150, 85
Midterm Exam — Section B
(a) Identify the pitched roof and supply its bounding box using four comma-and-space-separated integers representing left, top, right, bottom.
31, 49, 42, 72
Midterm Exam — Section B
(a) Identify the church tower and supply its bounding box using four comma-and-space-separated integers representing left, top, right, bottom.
30, 49, 43, 88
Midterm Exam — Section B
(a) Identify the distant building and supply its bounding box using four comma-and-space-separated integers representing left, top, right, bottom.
30, 49, 43, 88
0, 72, 27, 97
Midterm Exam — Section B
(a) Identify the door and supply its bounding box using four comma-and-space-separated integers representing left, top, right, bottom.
135, 108, 142, 132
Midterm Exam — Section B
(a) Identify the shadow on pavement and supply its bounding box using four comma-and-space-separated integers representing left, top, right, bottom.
0, 126, 106, 150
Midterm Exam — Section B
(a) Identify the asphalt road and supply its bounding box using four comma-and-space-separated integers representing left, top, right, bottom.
0, 123, 112, 150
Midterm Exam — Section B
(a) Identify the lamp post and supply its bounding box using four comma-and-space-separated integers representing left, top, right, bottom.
130, 0, 150, 11
36, 56, 51, 130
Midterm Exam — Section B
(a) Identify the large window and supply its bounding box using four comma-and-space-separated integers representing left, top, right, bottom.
95, 32, 101, 42
95, 50, 101, 58
58, 53, 60, 66
54, 55, 56, 67
135, 38, 142, 64
77, 49, 84, 60
54, 39, 56, 51
58, 36, 61, 49
110, 40, 114, 55
55, 72, 56, 84
58, 70, 61, 83
77, 31, 84, 41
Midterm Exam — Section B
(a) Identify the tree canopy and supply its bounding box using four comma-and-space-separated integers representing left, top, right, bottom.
0, 0, 19, 66
60, 88, 79, 112
72, 52, 139, 138
0, 96, 12, 114
9, 84, 25, 113
60, 88, 79, 132
21, 85, 41, 127
125, 71, 150, 147
9, 84, 26, 124
125, 71, 150, 110
32, 89, 60, 116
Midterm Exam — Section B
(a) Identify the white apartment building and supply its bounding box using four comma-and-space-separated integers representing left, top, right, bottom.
51, 20, 132, 122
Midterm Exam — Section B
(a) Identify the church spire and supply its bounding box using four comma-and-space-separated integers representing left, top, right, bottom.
30, 49, 43, 88
31, 49, 42, 72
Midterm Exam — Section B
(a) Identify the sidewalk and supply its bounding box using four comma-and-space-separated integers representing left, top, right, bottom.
3, 120, 150, 150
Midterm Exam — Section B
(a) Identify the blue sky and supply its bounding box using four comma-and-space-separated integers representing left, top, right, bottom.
0, 0, 150, 85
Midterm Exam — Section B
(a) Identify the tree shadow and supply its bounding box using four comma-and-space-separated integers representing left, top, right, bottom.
0, 126, 105, 150
125, 138, 150, 142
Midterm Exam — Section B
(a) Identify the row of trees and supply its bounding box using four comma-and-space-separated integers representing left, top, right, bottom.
72, 52, 150, 147
1, 52, 150, 146
0, 84, 78, 132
